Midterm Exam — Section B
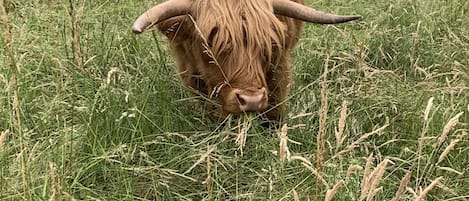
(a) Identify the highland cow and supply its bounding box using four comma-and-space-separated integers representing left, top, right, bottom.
132, 0, 360, 121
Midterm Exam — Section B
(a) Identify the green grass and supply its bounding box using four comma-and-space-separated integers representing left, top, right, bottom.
1, 0, 468, 200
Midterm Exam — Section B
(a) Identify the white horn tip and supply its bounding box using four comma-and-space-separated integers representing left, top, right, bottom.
132, 26, 143, 34
132, 20, 146, 34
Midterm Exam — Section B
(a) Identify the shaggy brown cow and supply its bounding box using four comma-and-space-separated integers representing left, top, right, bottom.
132, 0, 360, 121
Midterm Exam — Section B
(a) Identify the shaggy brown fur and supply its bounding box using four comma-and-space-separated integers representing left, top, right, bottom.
156, 0, 305, 121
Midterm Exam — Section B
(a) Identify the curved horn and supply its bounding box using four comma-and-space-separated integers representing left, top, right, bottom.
132, 0, 191, 34
272, 0, 361, 24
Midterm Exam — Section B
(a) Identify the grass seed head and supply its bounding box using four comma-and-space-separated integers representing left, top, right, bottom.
346, 165, 363, 183
424, 97, 434, 123
236, 116, 251, 155
364, 159, 389, 201
49, 162, 58, 201
293, 189, 300, 201
360, 153, 374, 198
0, 130, 9, 151
325, 180, 344, 201
414, 176, 443, 201
330, 124, 389, 161
434, 112, 463, 148
391, 172, 411, 201
290, 155, 312, 166
335, 100, 348, 148
437, 139, 460, 164
366, 187, 383, 201
436, 166, 464, 175
279, 124, 289, 163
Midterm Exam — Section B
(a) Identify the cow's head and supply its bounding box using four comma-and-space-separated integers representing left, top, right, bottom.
132, 0, 361, 116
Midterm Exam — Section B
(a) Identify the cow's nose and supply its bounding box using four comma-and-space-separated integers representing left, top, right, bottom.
235, 89, 266, 112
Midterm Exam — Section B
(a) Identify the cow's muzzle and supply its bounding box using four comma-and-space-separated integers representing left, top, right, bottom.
230, 87, 268, 113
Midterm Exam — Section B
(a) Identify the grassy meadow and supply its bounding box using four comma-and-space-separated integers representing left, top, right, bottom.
1, 0, 468, 200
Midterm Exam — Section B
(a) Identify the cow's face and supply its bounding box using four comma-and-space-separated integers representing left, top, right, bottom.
188, 1, 286, 114
197, 47, 270, 114
198, 41, 271, 114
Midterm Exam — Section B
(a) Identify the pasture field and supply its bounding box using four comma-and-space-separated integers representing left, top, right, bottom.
1, 0, 468, 200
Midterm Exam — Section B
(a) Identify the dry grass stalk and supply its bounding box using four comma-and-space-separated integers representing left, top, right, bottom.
236, 118, 251, 155
423, 97, 434, 123
293, 189, 300, 201
1, 1, 29, 196
345, 165, 363, 183
301, 162, 329, 189
369, 160, 389, 188
391, 171, 412, 201
279, 124, 290, 163
0, 130, 9, 151
407, 187, 418, 198
415, 136, 426, 186
290, 155, 312, 165
435, 180, 458, 196
325, 180, 344, 201
290, 112, 313, 119
49, 162, 59, 201
366, 187, 383, 201
105, 67, 120, 87
361, 159, 389, 201
360, 153, 374, 197
360, 153, 373, 198
335, 100, 348, 149
27, 142, 40, 163
367, 187, 383, 201
204, 154, 212, 201
329, 124, 388, 161
316, 54, 330, 199
416, 98, 435, 184
436, 166, 463, 175
434, 112, 463, 148
437, 139, 460, 164
67, 0, 85, 71
0, 73, 6, 88
414, 176, 443, 201
184, 146, 215, 174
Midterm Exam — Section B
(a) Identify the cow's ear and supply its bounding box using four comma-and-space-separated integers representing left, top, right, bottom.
156, 16, 192, 41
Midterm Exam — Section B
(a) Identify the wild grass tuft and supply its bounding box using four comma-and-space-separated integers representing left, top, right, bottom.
1, 1, 29, 199
66, 0, 85, 71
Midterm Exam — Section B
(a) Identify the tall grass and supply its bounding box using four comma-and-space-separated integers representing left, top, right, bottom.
0, 0, 467, 200
1, 0, 30, 199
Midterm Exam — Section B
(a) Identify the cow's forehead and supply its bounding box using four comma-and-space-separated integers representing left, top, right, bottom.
191, 0, 286, 63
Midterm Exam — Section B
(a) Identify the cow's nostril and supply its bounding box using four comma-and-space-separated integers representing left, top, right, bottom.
236, 92, 265, 112
236, 93, 247, 106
